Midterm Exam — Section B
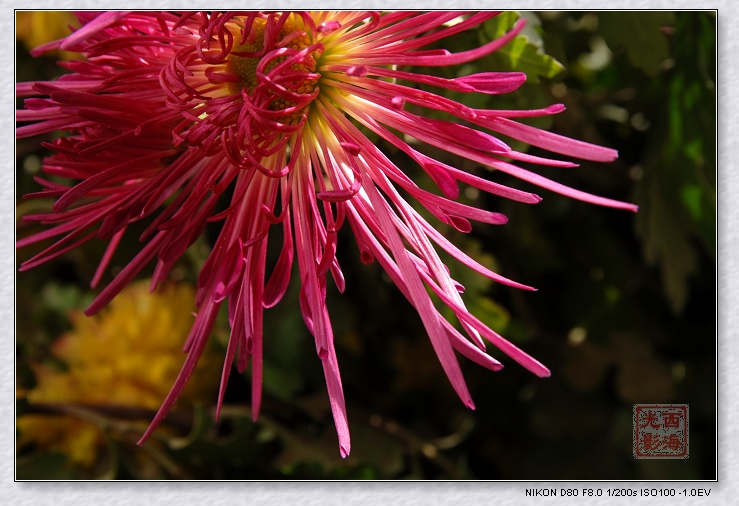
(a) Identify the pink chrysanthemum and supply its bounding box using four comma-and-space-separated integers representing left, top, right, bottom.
16, 11, 637, 457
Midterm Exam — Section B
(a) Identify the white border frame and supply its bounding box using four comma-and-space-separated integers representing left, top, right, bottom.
4, 2, 732, 504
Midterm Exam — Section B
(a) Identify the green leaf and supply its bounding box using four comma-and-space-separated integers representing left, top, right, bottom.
16, 452, 83, 480
498, 36, 565, 83
40, 282, 91, 314
482, 12, 564, 83
262, 361, 305, 400
483, 11, 519, 39
635, 177, 697, 313
166, 406, 270, 468
468, 296, 510, 334
598, 12, 676, 76
630, 12, 715, 311
680, 184, 705, 222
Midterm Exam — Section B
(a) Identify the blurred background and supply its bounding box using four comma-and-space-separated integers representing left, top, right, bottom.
16, 11, 716, 480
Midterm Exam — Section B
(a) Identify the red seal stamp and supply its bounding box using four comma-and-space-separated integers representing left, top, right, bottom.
633, 404, 689, 459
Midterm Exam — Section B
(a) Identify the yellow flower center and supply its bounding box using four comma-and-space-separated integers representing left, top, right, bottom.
227, 16, 320, 123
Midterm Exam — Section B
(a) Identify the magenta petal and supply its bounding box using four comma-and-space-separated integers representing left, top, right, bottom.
362, 169, 475, 409
263, 212, 294, 308
456, 72, 527, 94
59, 11, 131, 51
321, 344, 351, 458
488, 117, 619, 162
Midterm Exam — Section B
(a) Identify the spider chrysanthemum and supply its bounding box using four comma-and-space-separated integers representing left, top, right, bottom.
16, 11, 637, 457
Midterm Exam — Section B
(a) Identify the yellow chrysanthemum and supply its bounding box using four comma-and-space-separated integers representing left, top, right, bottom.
16, 11, 81, 59
17, 281, 220, 467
